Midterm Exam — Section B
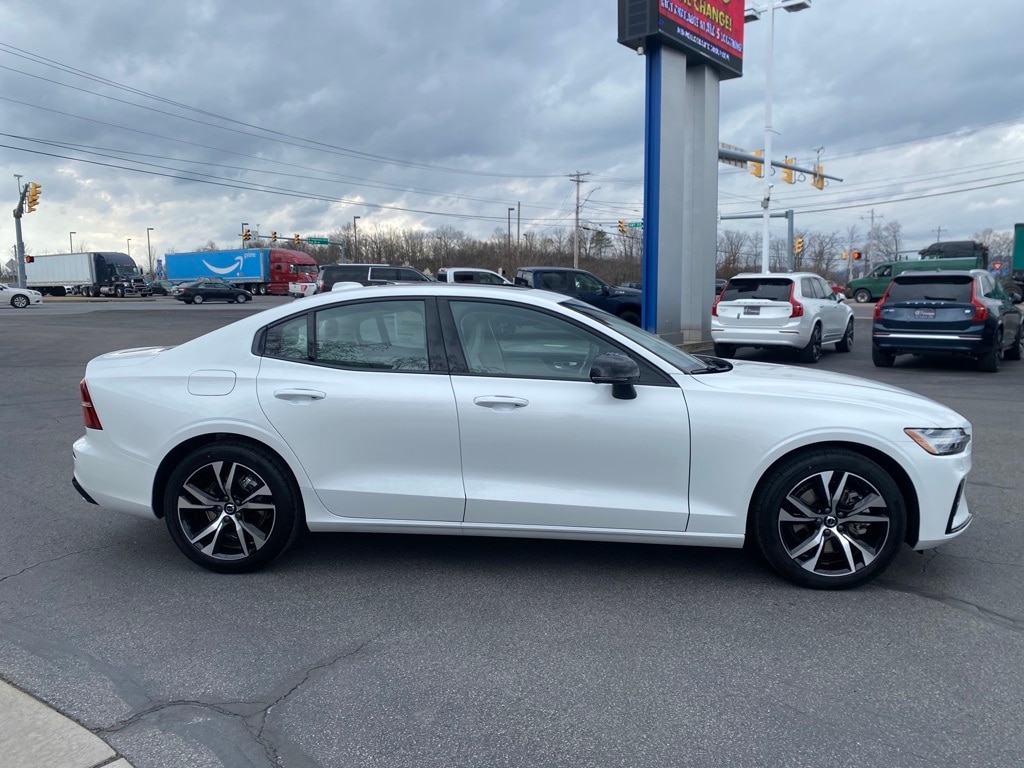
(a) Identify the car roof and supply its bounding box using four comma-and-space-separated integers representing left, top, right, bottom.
729, 272, 822, 280
893, 270, 975, 279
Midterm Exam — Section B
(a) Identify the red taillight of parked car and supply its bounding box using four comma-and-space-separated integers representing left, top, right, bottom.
711, 296, 720, 316
80, 379, 103, 430
788, 284, 804, 318
970, 283, 989, 321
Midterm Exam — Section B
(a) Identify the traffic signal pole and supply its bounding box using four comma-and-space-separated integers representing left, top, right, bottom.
12, 183, 28, 288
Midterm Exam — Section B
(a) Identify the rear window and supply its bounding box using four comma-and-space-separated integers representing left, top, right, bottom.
887, 275, 973, 302
720, 278, 793, 302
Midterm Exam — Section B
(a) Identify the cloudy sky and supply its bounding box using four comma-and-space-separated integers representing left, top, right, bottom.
3, 0, 1023, 265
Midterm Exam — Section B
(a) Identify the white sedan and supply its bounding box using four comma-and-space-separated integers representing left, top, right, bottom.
73, 283, 972, 589
1, 283, 43, 308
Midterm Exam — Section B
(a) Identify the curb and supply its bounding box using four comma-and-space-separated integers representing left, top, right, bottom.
0, 679, 134, 768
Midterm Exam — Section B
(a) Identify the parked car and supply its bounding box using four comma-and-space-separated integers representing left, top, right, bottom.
872, 269, 1023, 372
1, 283, 43, 308
174, 280, 253, 305
316, 264, 430, 292
435, 268, 513, 285
711, 273, 855, 363
147, 279, 181, 296
73, 282, 973, 589
515, 267, 642, 325
619, 281, 642, 290
715, 278, 727, 295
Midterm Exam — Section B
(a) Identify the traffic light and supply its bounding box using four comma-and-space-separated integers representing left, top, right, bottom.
812, 165, 825, 190
794, 237, 804, 255
852, 250, 862, 260
25, 182, 42, 213
293, 233, 301, 245
618, 220, 627, 234
749, 150, 764, 178
243, 228, 251, 242
781, 158, 795, 184
271, 231, 277, 243
841, 252, 848, 260
25, 255, 35, 263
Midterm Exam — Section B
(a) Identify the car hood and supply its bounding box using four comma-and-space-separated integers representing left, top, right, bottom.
692, 359, 968, 427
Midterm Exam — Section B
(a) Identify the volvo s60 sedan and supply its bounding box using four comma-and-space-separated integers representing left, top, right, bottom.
73, 283, 973, 589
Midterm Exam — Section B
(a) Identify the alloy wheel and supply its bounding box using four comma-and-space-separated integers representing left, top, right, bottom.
777, 469, 891, 578
175, 460, 277, 561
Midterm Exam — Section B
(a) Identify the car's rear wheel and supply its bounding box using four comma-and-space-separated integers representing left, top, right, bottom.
751, 449, 907, 589
871, 346, 895, 367
835, 319, 855, 353
193, 294, 204, 304
713, 343, 736, 358
1005, 324, 1023, 361
854, 289, 872, 304
798, 325, 822, 363
163, 443, 302, 573
978, 329, 1003, 372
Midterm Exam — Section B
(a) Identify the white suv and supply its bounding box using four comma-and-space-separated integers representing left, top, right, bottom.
711, 272, 854, 363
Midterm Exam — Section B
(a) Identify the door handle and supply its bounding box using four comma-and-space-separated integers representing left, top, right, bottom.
274, 388, 326, 402
473, 396, 528, 411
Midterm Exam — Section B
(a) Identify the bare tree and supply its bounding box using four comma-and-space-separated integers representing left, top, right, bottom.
716, 230, 749, 277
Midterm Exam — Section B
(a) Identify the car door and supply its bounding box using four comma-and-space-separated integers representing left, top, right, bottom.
256, 298, 465, 522
442, 298, 691, 532
570, 271, 615, 312
810, 276, 845, 338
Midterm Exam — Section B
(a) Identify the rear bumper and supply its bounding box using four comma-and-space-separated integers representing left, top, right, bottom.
872, 331, 991, 356
710, 323, 811, 349
72, 433, 160, 520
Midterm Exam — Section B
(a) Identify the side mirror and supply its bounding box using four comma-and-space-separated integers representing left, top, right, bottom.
590, 352, 640, 400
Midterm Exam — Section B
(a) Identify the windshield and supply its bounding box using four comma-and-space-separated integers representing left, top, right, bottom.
720, 277, 792, 301
116, 265, 141, 276
563, 301, 706, 374
887, 276, 973, 302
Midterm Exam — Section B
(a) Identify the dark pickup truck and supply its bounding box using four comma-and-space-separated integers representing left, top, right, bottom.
514, 267, 642, 325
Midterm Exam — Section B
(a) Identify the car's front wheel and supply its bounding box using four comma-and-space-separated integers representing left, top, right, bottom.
835, 319, 854, 353
751, 449, 907, 589
163, 443, 302, 573
237, 293, 250, 303
11, 294, 29, 309
618, 310, 641, 326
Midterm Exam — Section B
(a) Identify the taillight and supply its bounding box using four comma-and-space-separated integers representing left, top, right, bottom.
788, 283, 804, 318
711, 296, 720, 316
970, 282, 988, 321
874, 284, 892, 320
80, 379, 103, 430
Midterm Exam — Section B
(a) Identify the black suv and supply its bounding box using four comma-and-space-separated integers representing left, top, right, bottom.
316, 264, 430, 292
514, 267, 642, 325
872, 269, 1023, 372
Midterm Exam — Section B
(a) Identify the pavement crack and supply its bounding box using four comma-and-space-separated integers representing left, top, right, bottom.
0, 545, 116, 583
877, 580, 1023, 633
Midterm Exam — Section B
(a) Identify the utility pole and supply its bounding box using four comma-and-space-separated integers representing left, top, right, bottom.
516, 201, 521, 263
933, 226, 945, 242
860, 208, 884, 266
568, 171, 590, 269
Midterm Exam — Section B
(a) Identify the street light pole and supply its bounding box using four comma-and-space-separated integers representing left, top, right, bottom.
507, 207, 515, 257
353, 216, 360, 262
146, 227, 154, 276
69, 231, 76, 253
747, 0, 811, 274
126, 238, 131, 259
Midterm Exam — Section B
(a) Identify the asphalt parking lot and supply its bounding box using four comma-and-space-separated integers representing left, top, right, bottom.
1, 298, 1021, 768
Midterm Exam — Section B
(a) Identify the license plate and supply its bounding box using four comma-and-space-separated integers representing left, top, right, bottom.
743, 306, 760, 316
914, 308, 936, 319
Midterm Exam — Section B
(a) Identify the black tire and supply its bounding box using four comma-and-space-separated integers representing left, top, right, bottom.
115, 286, 124, 298
751, 448, 907, 589
977, 329, 1003, 372
193, 294, 204, 305
871, 346, 895, 367
619, 310, 641, 326
835, 319, 855, 353
163, 442, 302, 573
237, 293, 250, 303
713, 343, 736, 358
11, 294, 29, 309
854, 289, 872, 304
1005, 324, 1023, 361
798, 325, 822, 363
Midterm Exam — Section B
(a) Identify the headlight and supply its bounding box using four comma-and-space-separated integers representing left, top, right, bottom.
904, 427, 970, 456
